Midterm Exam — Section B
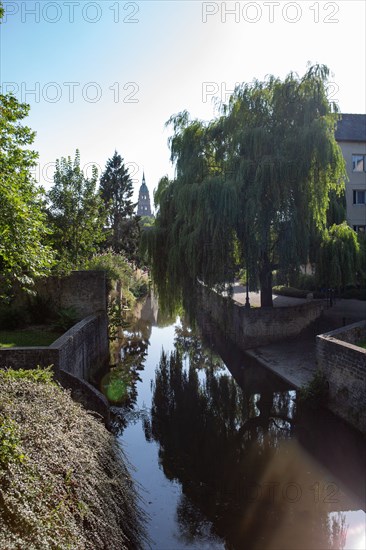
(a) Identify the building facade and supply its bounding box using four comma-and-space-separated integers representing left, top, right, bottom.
335, 114, 366, 232
137, 172, 153, 217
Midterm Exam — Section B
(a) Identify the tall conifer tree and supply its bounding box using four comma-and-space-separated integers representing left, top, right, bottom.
100, 151, 139, 260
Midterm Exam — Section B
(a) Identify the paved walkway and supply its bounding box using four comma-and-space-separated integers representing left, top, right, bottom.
232, 284, 308, 308
243, 292, 366, 389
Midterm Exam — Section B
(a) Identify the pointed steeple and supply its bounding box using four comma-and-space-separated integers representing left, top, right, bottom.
137, 172, 153, 217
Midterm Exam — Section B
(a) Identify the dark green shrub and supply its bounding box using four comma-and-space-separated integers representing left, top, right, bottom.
272, 286, 309, 298
53, 307, 79, 332
131, 278, 149, 299
341, 288, 366, 300
298, 370, 329, 407
0, 306, 25, 330
296, 273, 317, 290
27, 294, 56, 324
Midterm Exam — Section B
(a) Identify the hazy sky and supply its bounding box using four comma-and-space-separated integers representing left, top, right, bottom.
1, 0, 365, 203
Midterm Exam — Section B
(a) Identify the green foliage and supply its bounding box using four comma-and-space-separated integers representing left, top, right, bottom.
0, 366, 55, 384
107, 295, 134, 340
327, 188, 346, 226
0, 330, 61, 347
139, 216, 155, 229
83, 250, 134, 288
317, 223, 360, 289
53, 307, 79, 332
0, 415, 25, 469
341, 288, 366, 300
26, 293, 56, 324
99, 151, 140, 260
0, 364, 146, 549
356, 339, 366, 349
0, 93, 55, 298
47, 150, 106, 271
153, 175, 171, 212
298, 370, 329, 407
272, 286, 309, 298
145, 65, 346, 310
296, 273, 317, 290
82, 251, 148, 337
130, 277, 148, 299
0, 305, 25, 330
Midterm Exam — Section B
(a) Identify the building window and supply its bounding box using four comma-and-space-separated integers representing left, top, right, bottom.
352, 155, 366, 172
353, 225, 366, 233
353, 190, 366, 204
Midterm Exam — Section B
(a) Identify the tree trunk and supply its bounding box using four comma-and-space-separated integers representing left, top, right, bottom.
259, 262, 273, 308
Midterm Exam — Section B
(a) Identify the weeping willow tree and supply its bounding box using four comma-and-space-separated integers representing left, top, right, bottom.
221, 65, 346, 306
145, 65, 346, 309
143, 113, 239, 312
317, 223, 360, 291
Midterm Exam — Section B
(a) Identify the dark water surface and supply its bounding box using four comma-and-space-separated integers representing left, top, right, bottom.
103, 297, 365, 550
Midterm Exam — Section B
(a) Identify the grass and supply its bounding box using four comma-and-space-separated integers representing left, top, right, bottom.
0, 329, 62, 348
356, 339, 366, 349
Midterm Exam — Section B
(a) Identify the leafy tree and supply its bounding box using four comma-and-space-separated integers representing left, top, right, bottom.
0, 93, 54, 298
47, 151, 106, 270
153, 175, 172, 213
326, 188, 346, 226
317, 223, 360, 291
99, 151, 139, 260
145, 65, 346, 309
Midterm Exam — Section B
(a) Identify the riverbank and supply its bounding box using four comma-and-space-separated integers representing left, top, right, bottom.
0, 368, 146, 549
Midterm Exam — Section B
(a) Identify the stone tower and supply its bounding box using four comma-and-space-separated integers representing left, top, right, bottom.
137, 172, 153, 217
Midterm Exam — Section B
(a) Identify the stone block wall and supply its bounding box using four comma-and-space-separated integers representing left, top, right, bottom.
35, 270, 108, 318
0, 313, 109, 381
1, 272, 110, 423
316, 321, 366, 434
198, 285, 323, 350
51, 313, 109, 380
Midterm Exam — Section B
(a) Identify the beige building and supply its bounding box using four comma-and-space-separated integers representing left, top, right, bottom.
335, 114, 366, 232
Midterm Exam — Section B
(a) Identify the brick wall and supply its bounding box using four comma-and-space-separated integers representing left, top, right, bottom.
199, 285, 323, 350
316, 321, 366, 434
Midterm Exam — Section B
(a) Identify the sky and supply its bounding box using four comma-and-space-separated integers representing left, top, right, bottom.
1, 0, 365, 206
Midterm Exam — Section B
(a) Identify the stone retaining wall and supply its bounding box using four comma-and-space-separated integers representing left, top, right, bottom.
0, 313, 110, 423
15, 270, 108, 319
0, 313, 109, 378
316, 321, 366, 434
198, 285, 324, 350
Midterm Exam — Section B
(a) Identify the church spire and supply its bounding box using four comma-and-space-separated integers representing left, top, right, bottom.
137, 172, 153, 217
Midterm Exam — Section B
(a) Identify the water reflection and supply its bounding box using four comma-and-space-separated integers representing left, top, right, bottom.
108, 296, 365, 550
102, 294, 176, 418
146, 347, 354, 549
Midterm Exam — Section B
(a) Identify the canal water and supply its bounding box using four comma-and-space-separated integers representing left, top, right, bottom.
101, 296, 366, 550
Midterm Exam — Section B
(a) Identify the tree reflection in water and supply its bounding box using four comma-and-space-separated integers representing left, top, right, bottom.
102, 309, 151, 411
147, 325, 348, 550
